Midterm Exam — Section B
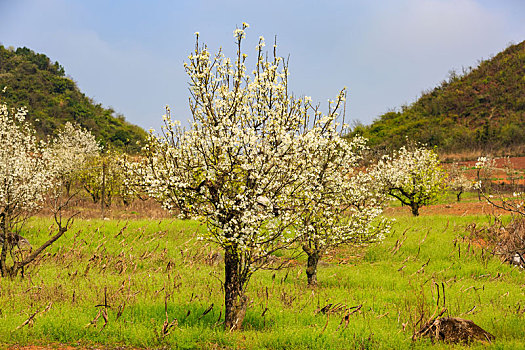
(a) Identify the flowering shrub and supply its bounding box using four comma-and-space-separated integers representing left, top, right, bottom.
372, 146, 447, 216
474, 156, 495, 199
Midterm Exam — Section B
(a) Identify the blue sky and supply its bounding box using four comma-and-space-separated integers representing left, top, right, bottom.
1, 0, 524, 132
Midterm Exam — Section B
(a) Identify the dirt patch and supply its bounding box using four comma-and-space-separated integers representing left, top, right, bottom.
385, 200, 509, 217
38, 197, 171, 221
415, 316, 495, 344
457, 156, 525, 170
454, 156, 525, 186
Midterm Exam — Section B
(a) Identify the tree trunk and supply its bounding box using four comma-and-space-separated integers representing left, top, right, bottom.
303, 245, 320, 286
306, 252, 320, 286
224, 248, 248, 331
456, 190, 463, 202
410, 202, 420, 216
0, 212, 8, 277
101, 160, 106, 219
65, 179, 71, 197
84, 185, 99, 203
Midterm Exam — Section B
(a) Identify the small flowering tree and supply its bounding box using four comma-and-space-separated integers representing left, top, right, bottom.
50, 122, 101, 195
0, 103, 99, 277
372, 146, 447, 216
136, 24, 369, 329
448, 164, 473, 202
0, 103, 55, 276
296, 119, 388, 285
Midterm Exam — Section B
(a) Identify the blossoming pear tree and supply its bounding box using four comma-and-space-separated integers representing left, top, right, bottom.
49, 122, 101, 195
296, 114, 388, 285
372, 146, 447, 216
0, 103, 54, 276
135, 24, 377, 330
0, 102, 100, 277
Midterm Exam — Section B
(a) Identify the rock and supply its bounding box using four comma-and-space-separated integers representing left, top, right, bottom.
206, 251, 223, 266
0, 232, 32, 251
509, 252, 524, 268
16, 236, 32, 251
416, 317, 494, 344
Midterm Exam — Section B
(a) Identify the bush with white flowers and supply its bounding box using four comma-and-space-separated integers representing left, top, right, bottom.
49, 122, 101, 194
474, 156, 495, 199
372, 146, 447, 216
448, 164, 473, 202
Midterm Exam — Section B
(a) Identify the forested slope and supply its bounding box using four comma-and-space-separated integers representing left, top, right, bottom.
352, 40, 525, 154
0, 45, 147, 152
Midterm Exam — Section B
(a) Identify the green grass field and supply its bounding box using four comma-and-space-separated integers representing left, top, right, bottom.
0, 211, 523, 349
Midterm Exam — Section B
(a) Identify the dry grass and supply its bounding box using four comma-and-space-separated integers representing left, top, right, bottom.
440, 146, 525, 163
468, 217, 525, 268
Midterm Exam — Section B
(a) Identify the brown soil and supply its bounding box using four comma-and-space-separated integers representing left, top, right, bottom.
454, 156, 525, 185
384, 200, 509, 217
38, 197, 171, 221
457, 156, 525, 170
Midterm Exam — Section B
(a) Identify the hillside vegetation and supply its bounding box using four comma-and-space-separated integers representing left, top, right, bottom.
352, 40, 525, 154
0, 45, 147, 152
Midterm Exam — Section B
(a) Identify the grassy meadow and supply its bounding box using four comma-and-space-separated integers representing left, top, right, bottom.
0, 209, 524, 349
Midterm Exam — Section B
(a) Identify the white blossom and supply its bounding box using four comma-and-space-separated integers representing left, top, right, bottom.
371, 146, 447, 216
49, 122, 101, 180
0, 104, 55, 217
0, 102, 101, 240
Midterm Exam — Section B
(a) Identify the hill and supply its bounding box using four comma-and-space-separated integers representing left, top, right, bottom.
351, 40, 525, 154
0, 45, 147, 152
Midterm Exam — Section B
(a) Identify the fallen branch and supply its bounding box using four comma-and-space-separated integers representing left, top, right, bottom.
15, 302, 52, 330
